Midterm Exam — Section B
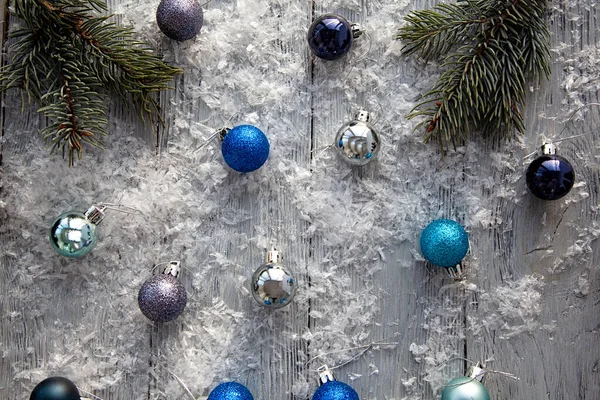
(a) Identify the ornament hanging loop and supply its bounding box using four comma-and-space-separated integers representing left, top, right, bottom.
194, 127, 230, 153
467, 362, 486, 382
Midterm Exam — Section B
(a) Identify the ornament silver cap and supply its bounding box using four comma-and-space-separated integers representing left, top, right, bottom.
541, 142, 557, 155
351, 23, 364, 39
446, 264, 464, 280
355, 109, 370, 123
217, 127, 231, 142
265, 248, 283, 264
161, 261, 182, 278
466, 362, 486, 383
317, 365, 336, 385
84, 205, 106, 225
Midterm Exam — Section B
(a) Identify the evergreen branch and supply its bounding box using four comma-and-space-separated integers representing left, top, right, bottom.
398, 0, 551, 152
0, 0, 183, 165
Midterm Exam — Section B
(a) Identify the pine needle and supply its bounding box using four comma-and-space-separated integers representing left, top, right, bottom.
397, 0, 551, 152
0, 0, 183, 165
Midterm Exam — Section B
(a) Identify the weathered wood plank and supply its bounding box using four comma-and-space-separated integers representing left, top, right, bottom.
465, 0, 600, 398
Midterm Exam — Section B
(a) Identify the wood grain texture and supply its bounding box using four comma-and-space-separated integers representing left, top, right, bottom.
1, 0, 599, 399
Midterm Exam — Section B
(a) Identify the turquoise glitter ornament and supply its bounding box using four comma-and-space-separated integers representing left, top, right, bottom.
312, 366, 359, 400
441, 364, 490, 400
419, 219, 469, 275
207, 382, 254, 400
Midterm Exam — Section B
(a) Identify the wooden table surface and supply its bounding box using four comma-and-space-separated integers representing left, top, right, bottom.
0, 0, 599, 399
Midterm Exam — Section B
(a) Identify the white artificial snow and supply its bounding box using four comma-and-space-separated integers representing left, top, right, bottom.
0, 0, 599, 399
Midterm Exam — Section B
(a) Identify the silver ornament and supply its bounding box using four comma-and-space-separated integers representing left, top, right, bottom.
138, 261, 187, 323
334, 110, 380, 166
251, 249, 296, 308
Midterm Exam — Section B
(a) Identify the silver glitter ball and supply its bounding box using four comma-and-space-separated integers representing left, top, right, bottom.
251, 250, 296, 308
138, 274, 187, 323
156, 0, 204, 42
334, 110, 380, 166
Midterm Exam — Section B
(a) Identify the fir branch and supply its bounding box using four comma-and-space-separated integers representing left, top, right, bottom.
0, 0, 183, 165
398, 0, 551, 152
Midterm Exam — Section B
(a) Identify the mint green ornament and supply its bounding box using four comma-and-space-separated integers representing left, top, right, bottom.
49, 206, 104, 258
49, 203, 137, 258
441, 364, 490, 400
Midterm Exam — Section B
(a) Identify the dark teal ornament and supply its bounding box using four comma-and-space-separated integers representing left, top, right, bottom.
30, 377, 80, 400
207, 382, 254, 400
312, 366, 359, 400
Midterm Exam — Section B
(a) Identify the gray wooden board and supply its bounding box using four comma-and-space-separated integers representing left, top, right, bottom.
0, 0, 599, 399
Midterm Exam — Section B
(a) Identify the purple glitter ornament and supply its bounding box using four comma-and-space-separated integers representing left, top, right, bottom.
156, 0, 203, 42
138, 261, 187, 323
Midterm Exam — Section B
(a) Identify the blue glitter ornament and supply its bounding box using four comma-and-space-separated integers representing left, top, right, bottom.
30, 377, 80, 400
312, 366, 359, 400
526, 143, 574, 200
221, 125, 270, 173
138, 261, 187, 323
307, 15, 364, 60
207, 382, 254, 400
420, 219, 469, 268
441, 364, 490, 400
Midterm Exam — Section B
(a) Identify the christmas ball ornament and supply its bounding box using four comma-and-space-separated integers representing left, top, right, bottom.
251, 248, 296, 308
526, 143, 575, 200
441, 364, 490, 400
30, 377, 80, 400
312, 366, 359, 400
138, 261, 187, 323
207, 382, 254, 400
156, 0, 203, 42
220, 125, 270, 173
49, 205, 105, 258
307, 14, 364, 60
335, 110, 380, 166
420, 219, 469, 272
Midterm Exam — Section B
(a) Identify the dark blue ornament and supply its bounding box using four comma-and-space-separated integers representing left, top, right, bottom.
221, 125, 270, 173
420, 219, 469, 268
526, 154, 574, 200
312, 380, 359, 400
207, 382, 254, 400
30, 377, 80, 400
307, 14, 354, 60
156, 0, 204, 42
